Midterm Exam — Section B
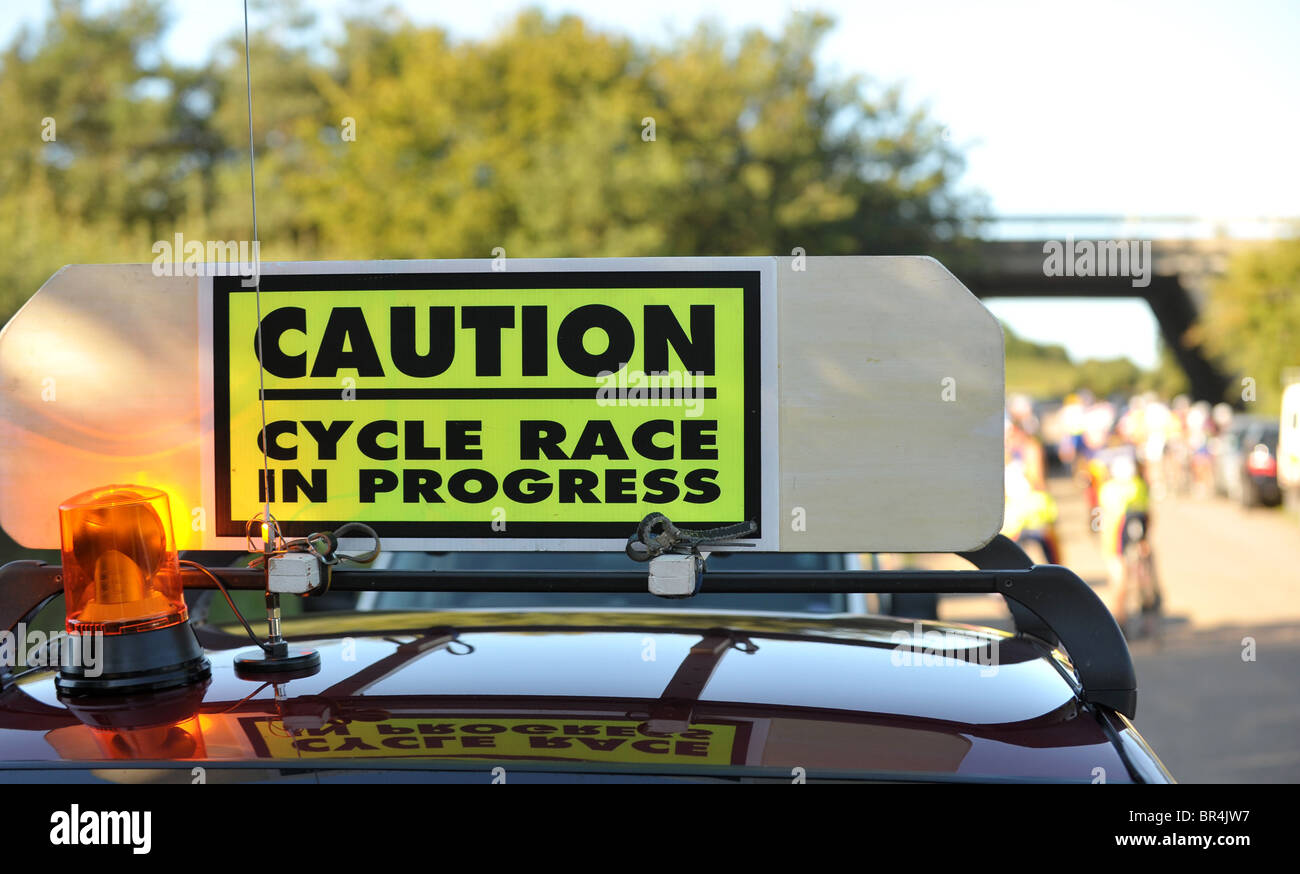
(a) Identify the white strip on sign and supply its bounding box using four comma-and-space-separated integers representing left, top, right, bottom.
0, 257, 1002, 553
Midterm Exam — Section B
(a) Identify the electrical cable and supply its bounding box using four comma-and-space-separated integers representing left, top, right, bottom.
179, 559, 269, 652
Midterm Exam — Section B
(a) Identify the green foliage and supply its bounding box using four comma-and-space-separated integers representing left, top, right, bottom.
1135, 338, 1191, 399
1002, 321, 1150, 399
0, 0, 983, 326
1003, 325, 1070, 364
0, 0, 181, 321
1197, 236, 1300, 415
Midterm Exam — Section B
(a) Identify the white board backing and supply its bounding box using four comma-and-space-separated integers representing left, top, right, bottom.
0, 257, 1002, 553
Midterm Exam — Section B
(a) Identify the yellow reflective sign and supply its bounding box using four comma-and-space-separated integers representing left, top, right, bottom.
243, 716, 742, 765
214, 271, 763, 542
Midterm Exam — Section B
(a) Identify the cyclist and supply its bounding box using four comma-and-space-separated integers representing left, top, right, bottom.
1002, 460, 1062, 565
1098, 453, 1160, 637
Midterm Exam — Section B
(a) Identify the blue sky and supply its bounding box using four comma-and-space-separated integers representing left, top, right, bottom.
5, 0, 1297, 369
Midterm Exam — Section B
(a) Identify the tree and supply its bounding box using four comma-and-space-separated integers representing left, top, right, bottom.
0, 0, 183, 321
0, 1, 984, 325
1196, 236, 1300, 414
266, 9, 982, 261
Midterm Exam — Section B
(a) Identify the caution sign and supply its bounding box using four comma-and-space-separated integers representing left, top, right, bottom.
2, 257, 1002, 552
211, 269, 768, 545
240, 716, 746, 766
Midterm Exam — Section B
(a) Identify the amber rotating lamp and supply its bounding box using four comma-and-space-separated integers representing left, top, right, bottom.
55, 485, 210, 695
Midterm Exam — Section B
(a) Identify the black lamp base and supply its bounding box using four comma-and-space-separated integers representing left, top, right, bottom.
56, 621, 211, 696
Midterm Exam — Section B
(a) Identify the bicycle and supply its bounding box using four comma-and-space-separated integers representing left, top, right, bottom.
1118, 513, 1163, 641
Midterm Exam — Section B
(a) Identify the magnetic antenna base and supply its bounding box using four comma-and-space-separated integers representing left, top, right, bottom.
234, 647, 321, 680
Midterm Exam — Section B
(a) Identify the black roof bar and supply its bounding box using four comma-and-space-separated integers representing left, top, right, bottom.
0, 536, 1137, 717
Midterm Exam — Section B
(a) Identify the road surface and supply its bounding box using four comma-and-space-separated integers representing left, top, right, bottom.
938, 474, 1300, 783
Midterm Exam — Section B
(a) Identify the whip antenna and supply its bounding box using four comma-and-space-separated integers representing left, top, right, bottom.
232, 1, 321, 678
242, 0, 273, 549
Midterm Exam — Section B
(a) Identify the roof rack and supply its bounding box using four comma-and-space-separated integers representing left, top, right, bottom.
0, 535, 1136, 717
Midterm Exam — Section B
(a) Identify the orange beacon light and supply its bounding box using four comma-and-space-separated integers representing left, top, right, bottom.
59, 485, 186, 635
55, 485, 210, 695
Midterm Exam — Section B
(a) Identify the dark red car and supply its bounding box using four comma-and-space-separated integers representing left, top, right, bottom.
0, 537, 1172, 783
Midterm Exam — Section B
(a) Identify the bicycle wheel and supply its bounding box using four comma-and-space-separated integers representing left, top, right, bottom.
1137, 551, 1163, 640
1119, 545, 1144, 638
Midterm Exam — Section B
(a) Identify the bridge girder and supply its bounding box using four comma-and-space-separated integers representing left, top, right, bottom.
952, 239, 1260, 403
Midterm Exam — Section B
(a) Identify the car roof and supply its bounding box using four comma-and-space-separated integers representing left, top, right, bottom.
1, 609, 1132, 781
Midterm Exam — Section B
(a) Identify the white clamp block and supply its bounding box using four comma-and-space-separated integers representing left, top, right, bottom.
267, 553, 324, 595
647, 552, 708, 597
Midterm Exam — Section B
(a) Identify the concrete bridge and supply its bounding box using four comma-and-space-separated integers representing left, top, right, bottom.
953, 237, 1268, 402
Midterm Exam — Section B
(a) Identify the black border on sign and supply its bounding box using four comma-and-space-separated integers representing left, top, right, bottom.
212, 270, 763, 540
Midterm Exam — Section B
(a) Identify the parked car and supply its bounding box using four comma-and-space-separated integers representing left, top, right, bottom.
1212, 415, 1259, 503
1240, 421, 1282, 508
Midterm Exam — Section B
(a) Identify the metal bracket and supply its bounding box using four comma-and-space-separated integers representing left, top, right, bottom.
0, 561, 62, 691
958, 536, 1060, 646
